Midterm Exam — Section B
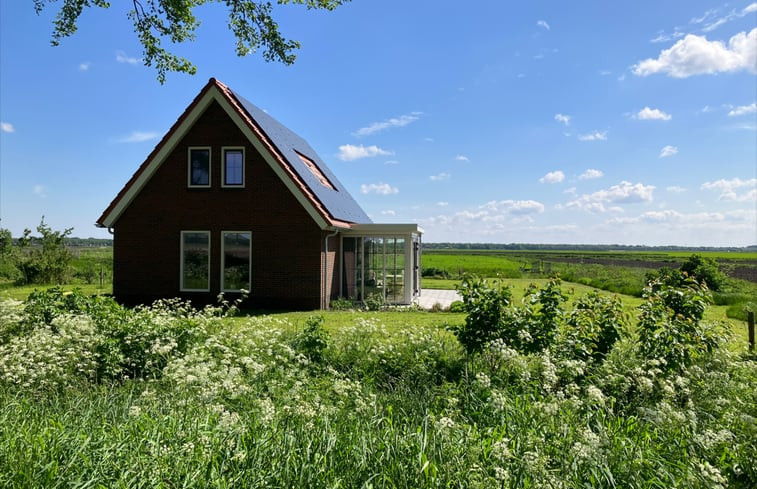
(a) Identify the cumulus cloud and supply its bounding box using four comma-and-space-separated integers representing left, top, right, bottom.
338, 144, 392, 161
728, 102, 757, 116
79, 62, 91, 71
429, 172, 451, 182
116, 50, 140, 64
567, 181, 655, 212
537, 20, 550, 30
539, 170, 565, 183
635, 107, 672, 120
633, 28, 757, 77
360, 182, 399, 195
701, 177, 757, 201
455, 154, 470, 162
579, 169, 604, 180
353, 112, 421, 137
659, 145, 679, 158
116, 131, 159, 143
554, 113, 571, 126
578, 131, 607, 141
1, 122, 14, 133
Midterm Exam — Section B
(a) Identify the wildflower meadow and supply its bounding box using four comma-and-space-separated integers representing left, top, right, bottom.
0, 281, 755, 488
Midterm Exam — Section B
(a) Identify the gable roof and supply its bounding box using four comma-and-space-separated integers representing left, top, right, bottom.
96, 78, 371, 230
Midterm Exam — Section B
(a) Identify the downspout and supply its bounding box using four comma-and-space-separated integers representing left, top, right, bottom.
323, 228, 340, 309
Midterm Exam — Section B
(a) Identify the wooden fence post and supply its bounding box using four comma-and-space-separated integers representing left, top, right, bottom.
748, 310, 755, 352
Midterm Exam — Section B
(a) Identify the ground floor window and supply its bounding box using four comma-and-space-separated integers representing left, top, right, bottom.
181, 231, 210, 291
222, 231, 251, 292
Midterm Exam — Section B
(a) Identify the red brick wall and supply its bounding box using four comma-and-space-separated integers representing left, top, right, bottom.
113, 101, 326, 309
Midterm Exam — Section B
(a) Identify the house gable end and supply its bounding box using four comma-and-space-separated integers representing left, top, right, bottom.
97, 79, 354, 230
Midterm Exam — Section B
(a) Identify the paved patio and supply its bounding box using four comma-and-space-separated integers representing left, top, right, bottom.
415, 289, 462, 310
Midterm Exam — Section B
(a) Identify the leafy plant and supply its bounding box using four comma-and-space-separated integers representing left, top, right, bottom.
453, 276, 513, 355
636, 277, 727, 372
293, 315, 329, 363
364, 291, 386, 311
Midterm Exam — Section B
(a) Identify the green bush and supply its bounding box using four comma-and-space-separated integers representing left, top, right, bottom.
293, 315, 329, 363
637, 277, 727, 372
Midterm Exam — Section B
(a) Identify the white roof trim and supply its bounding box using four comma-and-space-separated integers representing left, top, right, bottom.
100, 85, 329, 230
344, 223, 423, 235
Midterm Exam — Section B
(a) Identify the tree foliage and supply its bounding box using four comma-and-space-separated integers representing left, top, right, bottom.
33, 0, 351, 83
13, 218, 74, 285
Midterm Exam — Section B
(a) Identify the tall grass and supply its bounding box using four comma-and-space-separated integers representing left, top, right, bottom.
0, 289, 755, 488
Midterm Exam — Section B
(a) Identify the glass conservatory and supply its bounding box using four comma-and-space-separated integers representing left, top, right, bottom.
340, 224, 422, 305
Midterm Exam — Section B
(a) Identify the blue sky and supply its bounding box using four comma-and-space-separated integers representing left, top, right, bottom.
1, 1, 755, 246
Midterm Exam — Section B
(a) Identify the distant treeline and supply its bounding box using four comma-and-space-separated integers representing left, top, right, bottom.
424, 242, 757, 252
65, 237, 114, 247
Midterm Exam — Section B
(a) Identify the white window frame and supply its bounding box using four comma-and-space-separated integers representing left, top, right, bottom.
180, 230, 211, 292
188, 147, 212, 188
221, 147, 245, 188
221, 231, 252, 293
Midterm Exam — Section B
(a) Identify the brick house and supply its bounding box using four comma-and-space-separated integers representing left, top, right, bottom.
96, 78, 422, 309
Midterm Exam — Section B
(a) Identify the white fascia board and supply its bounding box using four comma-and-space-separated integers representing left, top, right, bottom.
344, 223, 422, 236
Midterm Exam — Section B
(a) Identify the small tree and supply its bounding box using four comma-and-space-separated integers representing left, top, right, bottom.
16, 218, 74, 285
0, 228, 20, 281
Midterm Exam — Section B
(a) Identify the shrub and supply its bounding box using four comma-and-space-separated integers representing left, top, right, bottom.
293, 315, 329, 363
560, 292, 626, 364
453, 276, 513, 355
329, 296, 355, 310
364, 291, 386, 311
637, 277, 728, 372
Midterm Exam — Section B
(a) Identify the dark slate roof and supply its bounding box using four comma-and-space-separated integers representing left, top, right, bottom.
230, 89, 372, 224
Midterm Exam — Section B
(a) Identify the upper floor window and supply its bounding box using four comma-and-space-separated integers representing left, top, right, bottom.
223, 147, 245, 187
188, 147, 211, 187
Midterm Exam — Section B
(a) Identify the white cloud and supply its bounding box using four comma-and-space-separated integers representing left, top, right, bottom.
728, 102, 757, 116
578, 130, 607, 141
659, 145, 679, 158
429, 172, 451, 182
437, 202, 449, 207
481, 199, 545, 215
650, 30, 685, 43
666, 186, 686, 193
701, 3, 757, 32
633, 28, 757, 77
360, 182, 399, 195
353, 112, 421, 137
455, 154, 470, 162
579, 169, 604, 180
701, 177, 757, 201
539, 170, 565, 183
384, 160, 400, 165
537, 20, 550, 30
1, 122, 14, 133
116, 50, 140, 64
338, 144, 392, 161
116, 131, 159, 143
554, 113, 571, 126
567, 181, 655, 212
635, 107, 672, 120
381, 210, 396, 216
33, 184, 47, 198
79, 62, 91, 71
